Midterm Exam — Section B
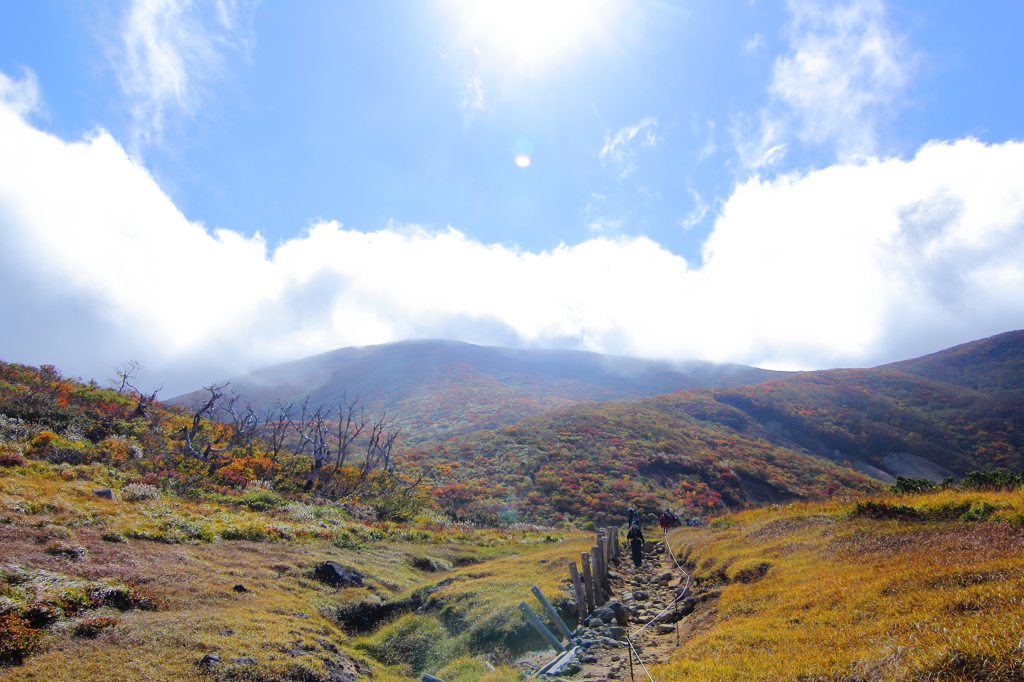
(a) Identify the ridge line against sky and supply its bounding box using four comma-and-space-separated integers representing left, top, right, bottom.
1, 0, 1024, 395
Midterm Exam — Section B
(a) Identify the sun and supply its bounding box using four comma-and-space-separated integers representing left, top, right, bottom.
449, 0, 616, 67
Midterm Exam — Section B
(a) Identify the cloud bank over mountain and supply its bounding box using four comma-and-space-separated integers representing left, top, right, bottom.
3, 64, 1024, 394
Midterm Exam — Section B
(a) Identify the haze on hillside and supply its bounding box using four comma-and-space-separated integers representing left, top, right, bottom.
3, 2, 1024, 394
171, 339, 787, 442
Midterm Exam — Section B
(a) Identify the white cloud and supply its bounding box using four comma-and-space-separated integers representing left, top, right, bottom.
600, 117, 658, 177
2, 84, 1024, 393
113, 0, 256, 148
743, 0, 914, 165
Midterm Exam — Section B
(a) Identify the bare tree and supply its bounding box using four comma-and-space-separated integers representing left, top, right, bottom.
110, 361, 161, 420
286, 398, 333, 491
180, 383, 229, 462
331, 392, 366, 474
217, 391, 261, 455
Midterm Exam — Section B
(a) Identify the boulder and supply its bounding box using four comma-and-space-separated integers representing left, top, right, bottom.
93, 488, 114, 500
198, 654, 221, 667
313, 561, 365, 587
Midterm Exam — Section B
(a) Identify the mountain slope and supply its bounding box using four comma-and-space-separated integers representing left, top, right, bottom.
404, 331, 1024, 524
170, 340, 787, 442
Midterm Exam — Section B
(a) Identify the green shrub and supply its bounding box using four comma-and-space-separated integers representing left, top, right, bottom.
221, 525, 268, 542
960, 470, 1023, 491
371, 493, 426, 523
850, 501, 920, 520
237, 491, 287, 512
891, 476, 936, 494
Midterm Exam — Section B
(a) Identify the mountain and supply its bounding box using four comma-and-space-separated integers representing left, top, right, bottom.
404, 330, 1024, 524
169, 340, 787, 442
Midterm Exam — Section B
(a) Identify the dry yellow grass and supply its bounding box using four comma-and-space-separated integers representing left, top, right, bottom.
0, 461, 579, 681
654, 490, 1024, 681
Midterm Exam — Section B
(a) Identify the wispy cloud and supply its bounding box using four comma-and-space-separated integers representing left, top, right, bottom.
739, 0, 915, 166
460, 76, 486, 122
0, 68, 41, 117
113, 0, 257, 149
600, 117, 658, 177
3, 84, 1024, 392
679, 188, 709, 231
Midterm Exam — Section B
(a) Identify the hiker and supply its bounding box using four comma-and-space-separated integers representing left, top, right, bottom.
659, 509, 675, 535
627, 507, 636, 528
627, 523, 645, 568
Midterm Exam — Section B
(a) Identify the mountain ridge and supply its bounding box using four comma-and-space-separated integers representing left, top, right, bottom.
170, 339, 788, 442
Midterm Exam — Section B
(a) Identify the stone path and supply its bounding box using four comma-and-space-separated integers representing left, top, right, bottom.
517, 536, 718, 681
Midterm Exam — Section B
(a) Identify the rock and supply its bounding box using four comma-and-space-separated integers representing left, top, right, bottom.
199, 654, 221, 667
633, 590, 649, 601
642, 541, 656, 553
313, 561, 365, 587
656, 624, 675, 635
93, 488, 114, 500
230, 657, 257, 665
597, 626, 626, 641
657, 571, 673, 581
217, 629, 234, 636
232, 584, 248, 593
586, 617, 604, 628
582, 655, 599, 664
590, 601, 628, 626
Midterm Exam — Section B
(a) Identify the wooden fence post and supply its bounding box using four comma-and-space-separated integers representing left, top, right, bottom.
519, 602, 566, 653
569, 561, 588, 620
581, 552, 595, 614
591, 544, 604, 605
531, 586, 573, 641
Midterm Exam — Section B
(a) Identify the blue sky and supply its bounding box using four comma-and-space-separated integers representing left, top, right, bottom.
2, 0, 1024, 394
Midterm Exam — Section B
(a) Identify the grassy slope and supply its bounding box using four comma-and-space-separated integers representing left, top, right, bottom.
656, 489, 1024, 681
0, 461, 583, 681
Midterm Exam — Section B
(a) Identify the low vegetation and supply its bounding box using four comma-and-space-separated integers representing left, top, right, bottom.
656, 486, 1024, 681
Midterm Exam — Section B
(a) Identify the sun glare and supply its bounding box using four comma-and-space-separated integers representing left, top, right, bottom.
514, 153, 531, 167
450, 0, 614, 67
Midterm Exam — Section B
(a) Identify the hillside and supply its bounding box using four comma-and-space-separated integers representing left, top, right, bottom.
169, 340, 787, 443
405, 331, 1024, 523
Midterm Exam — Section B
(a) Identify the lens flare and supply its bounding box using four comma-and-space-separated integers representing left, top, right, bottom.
514, 153, 531, 167
449, 0, 616, 67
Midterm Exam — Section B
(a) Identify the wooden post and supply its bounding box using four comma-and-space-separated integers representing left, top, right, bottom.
605, 527, 615, 566
519, 602, 565, 653
594, 536, 604, 579
591, 544, 604, 605
581, 552, 595, 614
569, 561, 588, 620
531, 585, 573, 641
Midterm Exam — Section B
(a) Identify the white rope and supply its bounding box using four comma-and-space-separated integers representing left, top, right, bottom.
620, 531, 694, 681
626, 635, 657, 682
